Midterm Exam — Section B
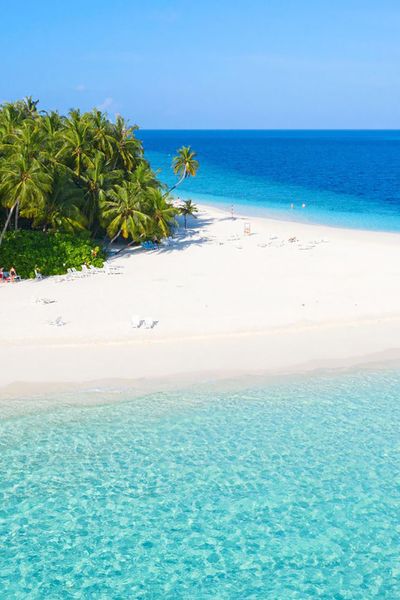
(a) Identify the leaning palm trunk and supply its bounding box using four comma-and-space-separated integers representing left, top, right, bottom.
0, 201, 18, 246
166, 167, 186, 196
108, 228, 122, 246
14, 200, 19, 231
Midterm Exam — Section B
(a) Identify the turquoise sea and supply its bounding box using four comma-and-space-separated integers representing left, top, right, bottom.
1, 369, 400, 598
137, 130, 400, 232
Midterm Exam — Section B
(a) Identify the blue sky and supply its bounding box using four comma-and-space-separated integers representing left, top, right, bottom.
1, 0, 399, 128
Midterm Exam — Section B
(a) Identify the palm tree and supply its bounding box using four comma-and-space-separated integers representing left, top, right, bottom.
101, 180, 149, 245
0, 155, 52, 245
57, 112, 92, 177
22, 96, 40, 118
34, 172, 86, 233
0, 102, 25, 141
87, 109, 115, 159
145, 188, 178, 239
170, 146, 199, 193
0, 98, 198, 257
2, 119, 49, 229
179, 199, 198, 229
129, 162, 158, 193
81, 151, 116, 231
111, 115, 142, 172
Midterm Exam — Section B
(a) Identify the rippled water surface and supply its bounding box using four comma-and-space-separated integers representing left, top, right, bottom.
1, 370, 400, 598
138, 130, 400, 231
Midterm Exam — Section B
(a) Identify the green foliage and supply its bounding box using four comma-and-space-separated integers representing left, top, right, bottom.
179, 199, 198, 228
170, 146, 199, 193
172, 146, 199, 178
0, 97, 199, 251
0, 230, 104, 279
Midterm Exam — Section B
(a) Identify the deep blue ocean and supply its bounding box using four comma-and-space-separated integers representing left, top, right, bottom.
138, 130, 400, 232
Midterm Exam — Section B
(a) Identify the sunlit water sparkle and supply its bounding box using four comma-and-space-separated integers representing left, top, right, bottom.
1, 370, 400, 598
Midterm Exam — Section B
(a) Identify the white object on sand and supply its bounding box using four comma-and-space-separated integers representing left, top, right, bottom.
143, 317, 157, 329
34, 297, 56, 305
48, 316, 66, 326
131, 315, 143, 328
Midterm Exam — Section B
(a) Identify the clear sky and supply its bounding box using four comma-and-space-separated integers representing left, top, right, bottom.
1, 0, 399, 128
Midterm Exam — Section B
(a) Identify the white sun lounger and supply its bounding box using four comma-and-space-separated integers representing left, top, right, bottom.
81, 265, 92, 276
66, 267, 81, 279
89, 265, 103, 273
131, 315, 143, 328
48, 316, 66, 326
104, 264, 122, 275
34, 297, 56, 305
143, 317, 157, 329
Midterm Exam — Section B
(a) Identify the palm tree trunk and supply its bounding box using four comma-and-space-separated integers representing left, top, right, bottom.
0, 202, 17, 246
114, 235, 137, 255
165, 167, 187, 196
14, 200, 19, 231
107, 228, 122, 247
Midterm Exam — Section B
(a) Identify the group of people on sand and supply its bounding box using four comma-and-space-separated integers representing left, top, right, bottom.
0, 266, 18, 283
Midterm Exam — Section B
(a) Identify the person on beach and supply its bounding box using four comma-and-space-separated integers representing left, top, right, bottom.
0, 267, 4, 282
9, 266, 16, 283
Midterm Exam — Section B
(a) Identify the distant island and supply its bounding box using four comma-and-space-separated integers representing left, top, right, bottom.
0, 97, 198, 278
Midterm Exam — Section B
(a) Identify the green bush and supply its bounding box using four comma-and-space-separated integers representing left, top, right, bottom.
0, 230, 105, 279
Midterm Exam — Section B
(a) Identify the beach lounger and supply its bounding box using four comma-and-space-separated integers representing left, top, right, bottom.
143, 317, 157, 329
104, 264, 122, 275
142, 241, 158, 250
48, 316, 66, 326
34, 297, 56, 304
81, 265, 91, 276
89, 265, 103, 273
131, 315, 143, 328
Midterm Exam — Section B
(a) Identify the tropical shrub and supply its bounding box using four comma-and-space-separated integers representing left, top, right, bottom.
0, 230, 104, 278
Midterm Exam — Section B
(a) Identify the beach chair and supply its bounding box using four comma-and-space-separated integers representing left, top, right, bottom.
104, 264, 122, 275
142, 241, 157, 250
89, 265, 102, 274
131, 315, 143, 328
34, 297, 56, 305
81, 265, 91, 276
48, 316, 66, 326
143, 317, 157, 329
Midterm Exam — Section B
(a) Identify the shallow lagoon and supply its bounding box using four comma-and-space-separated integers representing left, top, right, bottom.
1, 369, 400, 598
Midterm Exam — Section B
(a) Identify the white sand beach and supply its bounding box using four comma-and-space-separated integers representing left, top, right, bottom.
1, 203, 400, 393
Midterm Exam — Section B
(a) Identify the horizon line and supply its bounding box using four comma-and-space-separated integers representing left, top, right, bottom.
138, 127, 400, 131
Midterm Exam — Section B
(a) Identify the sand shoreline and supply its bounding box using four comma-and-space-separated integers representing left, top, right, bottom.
2, 347, 400, 404
1, 202, 400, 396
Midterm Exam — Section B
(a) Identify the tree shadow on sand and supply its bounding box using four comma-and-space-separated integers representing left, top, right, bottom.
107, 211, 236, 258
